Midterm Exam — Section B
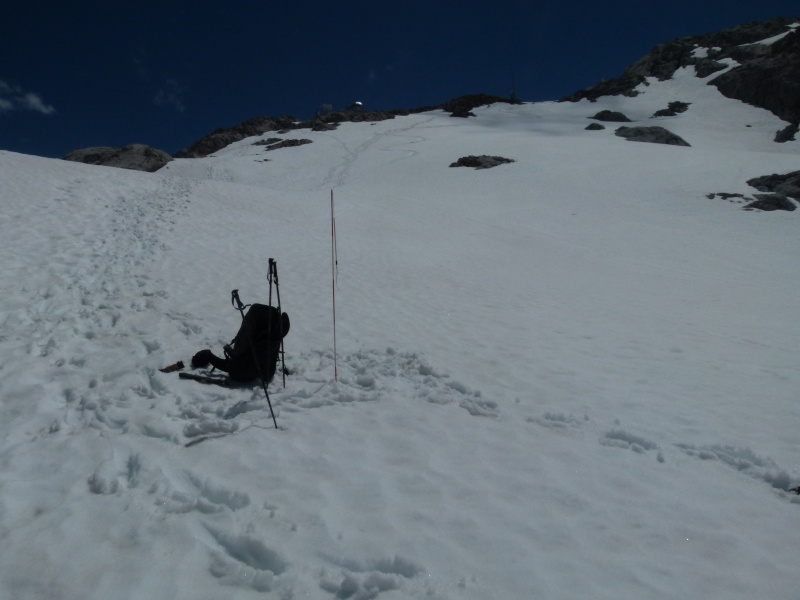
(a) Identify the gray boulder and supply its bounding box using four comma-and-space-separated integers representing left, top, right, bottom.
615, 126, 691, 146
652, 101, 691, 117
62, 144, 172, 172
449, 155, 515, 169
585, 123, 606, 131
590, 110, 631, 122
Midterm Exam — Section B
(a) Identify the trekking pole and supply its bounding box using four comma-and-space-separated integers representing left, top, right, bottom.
257, 362, 278, 429
246, 321, 279, 430
231, 289, 247, 319
268, 258, 286, 388
268, 261, 274, 312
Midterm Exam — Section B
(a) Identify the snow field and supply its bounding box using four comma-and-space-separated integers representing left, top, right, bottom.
1, 57, 799, 599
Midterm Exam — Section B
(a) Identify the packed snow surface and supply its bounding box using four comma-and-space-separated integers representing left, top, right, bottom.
1, 64, 799, 600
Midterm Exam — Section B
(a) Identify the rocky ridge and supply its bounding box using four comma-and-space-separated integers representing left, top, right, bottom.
60, 94, 517, 170
560, 17, 800, 129
62, 144, 173, 172
173, 93, 517, 159
60, 18, 798, 172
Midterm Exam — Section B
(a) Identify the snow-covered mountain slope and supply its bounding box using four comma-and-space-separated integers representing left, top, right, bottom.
1, 62, 798, 600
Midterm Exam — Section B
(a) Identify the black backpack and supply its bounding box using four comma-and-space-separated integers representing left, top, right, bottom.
224, 303, 290, 382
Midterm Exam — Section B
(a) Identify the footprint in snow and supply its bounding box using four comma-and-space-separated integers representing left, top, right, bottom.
279, 348, 499, 417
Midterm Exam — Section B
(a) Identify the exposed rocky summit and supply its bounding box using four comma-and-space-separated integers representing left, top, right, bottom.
560, 17, 800, 127
614, 126, 691, 146
62, 144, 172, 172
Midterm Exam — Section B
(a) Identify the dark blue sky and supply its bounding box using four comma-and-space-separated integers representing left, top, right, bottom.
2, 0, 798, 158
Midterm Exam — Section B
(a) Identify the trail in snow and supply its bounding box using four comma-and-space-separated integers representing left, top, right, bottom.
319, 116, 438, 190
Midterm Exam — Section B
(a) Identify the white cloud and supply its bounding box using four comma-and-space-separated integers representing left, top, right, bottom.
153, 78, 187, 113
20, 92, 56, 115
0, 80, 56, 115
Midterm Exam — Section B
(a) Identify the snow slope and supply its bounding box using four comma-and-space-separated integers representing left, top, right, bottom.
1, 63, 798, 600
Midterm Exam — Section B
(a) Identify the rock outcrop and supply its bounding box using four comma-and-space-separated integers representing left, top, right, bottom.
449, 155, 516, 169
590, 110, 631, 122
174, 115, 296, 158
614, 126, 691, 146
710, 25, 800, 124
774, 122, 798, 143
744, 194, 796, 211
707, 170, 799, 212
560, 18, 800, 127
746, 170, 800, 198
652, 101, 691, 117
62, 144, 172, 172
